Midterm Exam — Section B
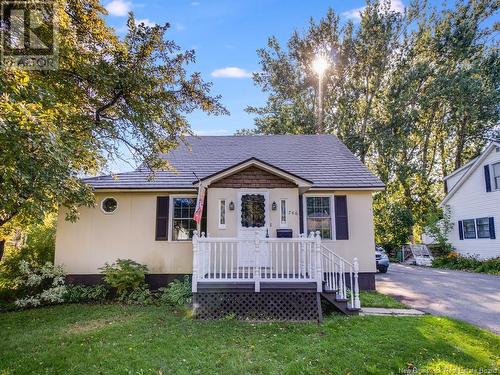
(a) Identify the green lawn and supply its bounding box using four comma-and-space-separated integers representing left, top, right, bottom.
1, 304, 498, 374
360, 291, 409, 309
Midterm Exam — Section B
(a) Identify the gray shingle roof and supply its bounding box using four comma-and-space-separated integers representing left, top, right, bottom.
84, 135, 384, 189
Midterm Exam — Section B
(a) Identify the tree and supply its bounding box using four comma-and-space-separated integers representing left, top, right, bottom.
243, 0, 499, 247
0, 0, 227, 257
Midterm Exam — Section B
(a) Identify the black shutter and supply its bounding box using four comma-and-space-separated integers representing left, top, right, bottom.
155, 196, 169, 240
489, 217, 496, 239
200, 195, 208, 235
299, 194, 304, 235
484, 165, 492, 192
458, 220, 464, 240
334, 195, 349, 240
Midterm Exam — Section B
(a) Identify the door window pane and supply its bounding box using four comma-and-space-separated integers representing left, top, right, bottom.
219, 200, 226, 227
241, 194, 265, 228
280, 199, 287, 225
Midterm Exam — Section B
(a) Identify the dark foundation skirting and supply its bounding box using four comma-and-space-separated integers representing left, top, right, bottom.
65, 274, 190, 290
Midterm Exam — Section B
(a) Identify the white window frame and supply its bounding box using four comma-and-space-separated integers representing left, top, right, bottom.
218, 199, 227, 229
475, 217, 491, 239
493, 161, 500, 191
462, 218, 477, 240
169, 194, 197, 242
302, 193, 335, 241
100, 196, 118, 215
280, 199, 287, 227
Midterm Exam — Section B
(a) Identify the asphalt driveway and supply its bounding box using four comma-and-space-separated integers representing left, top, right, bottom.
376, 263, 500, 334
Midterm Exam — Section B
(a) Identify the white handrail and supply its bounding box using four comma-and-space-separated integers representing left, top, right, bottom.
192, 230, 361, 309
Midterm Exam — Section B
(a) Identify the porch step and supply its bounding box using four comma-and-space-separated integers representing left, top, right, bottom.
320, 291, 359, 316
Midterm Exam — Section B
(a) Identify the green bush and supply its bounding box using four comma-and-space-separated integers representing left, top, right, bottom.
99, 259, 148, 297
0, 215, 56, 301
432, 253, 500, 275
118, 286, 155, 305
64, 284, 109, 303
159, 276, 192, 306
14, 261, 67, 308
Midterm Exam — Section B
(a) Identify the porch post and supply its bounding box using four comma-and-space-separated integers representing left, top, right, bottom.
353, 257, 361, 309
315, 231, 322, 292
254, 230, 261, 292
192, 230, 199, 293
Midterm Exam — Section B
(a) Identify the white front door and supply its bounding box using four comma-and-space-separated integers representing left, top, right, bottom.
237, 192, 270, 268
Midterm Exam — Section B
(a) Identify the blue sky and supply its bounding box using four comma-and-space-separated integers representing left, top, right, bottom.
103, 0, 410, 136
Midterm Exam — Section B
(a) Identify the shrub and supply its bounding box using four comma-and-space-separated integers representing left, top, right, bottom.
99, 259, 148, 297
159, 276, 192, 306
118, 286, 155, 305
14, 261, 67, 308
64, 284, 109, 303
432, 253, 500, 275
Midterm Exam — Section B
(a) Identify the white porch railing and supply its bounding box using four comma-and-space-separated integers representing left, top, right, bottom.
192, 230, 360, 309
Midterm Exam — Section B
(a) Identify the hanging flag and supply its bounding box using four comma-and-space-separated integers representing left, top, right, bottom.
193, 181, 206, 224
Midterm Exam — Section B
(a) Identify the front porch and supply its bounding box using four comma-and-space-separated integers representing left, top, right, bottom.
191, 230, 362, 320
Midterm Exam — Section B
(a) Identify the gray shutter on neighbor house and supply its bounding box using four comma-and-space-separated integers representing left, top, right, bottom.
458, 220, 464, 240
484, 165, 492, 192
155, 196, 169, 241
489, 217, 496, 239
334, 195, 349, 240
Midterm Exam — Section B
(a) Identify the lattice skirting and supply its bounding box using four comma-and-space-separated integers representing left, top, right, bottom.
193, 291, 322, 321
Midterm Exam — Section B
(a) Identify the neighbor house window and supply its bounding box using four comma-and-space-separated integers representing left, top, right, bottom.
101, 197, 117, 213
493, 162, 500, 190
305, 196, 332, 239
476, 217, 491, 238
463, 219, 476, 239
280, 199, 287, 226
172, 197, 197, 241
218, 199, 226, 228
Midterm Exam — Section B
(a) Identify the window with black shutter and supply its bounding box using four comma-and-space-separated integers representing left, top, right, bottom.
334, 196, 349, 240
155, 196, 169, 241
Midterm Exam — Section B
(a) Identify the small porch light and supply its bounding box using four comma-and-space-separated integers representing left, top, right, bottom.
229, 201, 235, 211
271, 201, 277, 211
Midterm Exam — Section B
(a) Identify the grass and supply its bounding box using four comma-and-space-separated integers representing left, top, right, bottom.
360, 291, 409, 309
1, 304, 498, 374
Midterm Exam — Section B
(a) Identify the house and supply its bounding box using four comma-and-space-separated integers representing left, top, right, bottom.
441, 141, 500, 259
55, 135, 385, 320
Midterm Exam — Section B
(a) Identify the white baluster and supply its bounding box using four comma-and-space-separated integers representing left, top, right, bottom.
315, 231, 322, 292
254, 230, 260, 292
192, 230, 199, 292
353, 257, 361, 309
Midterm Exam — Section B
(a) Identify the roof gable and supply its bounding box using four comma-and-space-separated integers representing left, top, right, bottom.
441, 141, 500, 205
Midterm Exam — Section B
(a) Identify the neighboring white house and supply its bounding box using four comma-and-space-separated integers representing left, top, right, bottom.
441, 141, 500, 259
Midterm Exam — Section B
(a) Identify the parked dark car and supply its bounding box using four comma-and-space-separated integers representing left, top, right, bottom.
375, 245, 390, 273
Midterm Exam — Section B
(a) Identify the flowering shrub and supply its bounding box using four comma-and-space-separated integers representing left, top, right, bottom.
99, 259, 148, 297
432, 254, 500, 275
14, 261, 67, 308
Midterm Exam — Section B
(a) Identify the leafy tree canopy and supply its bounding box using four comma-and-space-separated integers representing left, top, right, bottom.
0, 0, 227, 243
242, 0, 499, 247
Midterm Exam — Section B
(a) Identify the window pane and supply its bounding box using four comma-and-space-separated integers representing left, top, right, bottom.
306, 197, 331, 239
494, 163, 500, 190
219, 200, 226, 226
280, 199, 286, 224
476, 218, 490, 238
463, 219, 476, 239
172, 198, 196, 240
241, 194, 265, 228
173, 219, 196, 240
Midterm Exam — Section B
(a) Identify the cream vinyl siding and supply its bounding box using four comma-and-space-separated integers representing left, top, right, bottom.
446, 149, 500, 259
55, 189, 377, 274
55, 192, 193, 274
